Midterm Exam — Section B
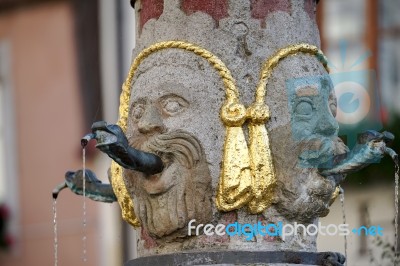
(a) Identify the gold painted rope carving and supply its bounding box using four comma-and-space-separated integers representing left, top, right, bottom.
216, 43, 330, 214
249, 43, 329, 212
113, 41, 330, 226
112, 41, 243, 227
119, 40, 240, 131
256, 43, 329, 103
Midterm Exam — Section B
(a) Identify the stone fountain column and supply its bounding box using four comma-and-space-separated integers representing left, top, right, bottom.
120, 0, 344, 265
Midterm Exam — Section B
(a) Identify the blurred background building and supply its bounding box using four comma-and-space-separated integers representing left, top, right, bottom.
0, 0, 398, 265
0, 0, 135, 265
317, 1, 400, 266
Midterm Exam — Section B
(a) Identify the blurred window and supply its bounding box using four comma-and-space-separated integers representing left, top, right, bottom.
322, 0, 400, 119
0, 80, 4, 201
0, 40, 20, 246
323, 0, 368, 70
379, 0, 400, 115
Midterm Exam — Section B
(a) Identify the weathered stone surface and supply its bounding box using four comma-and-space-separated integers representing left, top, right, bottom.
129, 0, 328, 256
181, 0, 229, 25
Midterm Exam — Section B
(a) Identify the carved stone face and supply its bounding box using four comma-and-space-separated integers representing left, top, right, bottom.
270, 70, 348, 222
289, 75, 341, 168
123, 58, 223, 239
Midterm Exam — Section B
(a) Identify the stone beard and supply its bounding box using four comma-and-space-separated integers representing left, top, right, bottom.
269, 73, 348, 222
124, 130, 212, 239
118, 56, 226, 242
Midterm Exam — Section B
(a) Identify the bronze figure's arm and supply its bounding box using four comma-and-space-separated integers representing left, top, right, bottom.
319, 130, 397, 177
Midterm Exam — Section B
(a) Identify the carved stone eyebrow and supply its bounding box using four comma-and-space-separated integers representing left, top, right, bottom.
130, 97, 146, 107
295, 84, 319, 97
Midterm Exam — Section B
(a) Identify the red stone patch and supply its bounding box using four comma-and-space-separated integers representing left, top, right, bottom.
141, 226, 158, 249
304, 0, 316, 21
250, 0, 291, 27
139, 0, 164, 32
221, 211, 238, 225
181, 0, 228, 26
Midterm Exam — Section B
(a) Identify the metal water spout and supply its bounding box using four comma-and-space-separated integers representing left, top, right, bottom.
52, 121, 164, 200
80, 133, 95, 148
319, 130, 397, 179
87, 121, 164, 174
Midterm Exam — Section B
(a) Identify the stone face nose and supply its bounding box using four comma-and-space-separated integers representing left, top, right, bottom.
138, 105, 166, 134
316, 113, 339, 137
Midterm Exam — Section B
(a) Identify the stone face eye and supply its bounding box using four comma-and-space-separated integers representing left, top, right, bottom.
295, 100, 313, 116
160, 94, 188, 116
328, 91, 338, 118
329, 103, 337, 117
132, 103, 145, 120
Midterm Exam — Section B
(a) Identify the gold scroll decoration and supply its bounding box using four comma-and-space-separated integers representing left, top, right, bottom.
112, 41, 244, 227
216, 43, 330, 214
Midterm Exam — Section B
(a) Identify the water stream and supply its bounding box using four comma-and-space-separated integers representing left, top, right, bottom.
51, 136, 93, 264
82, 147, 87, 263
394, 159, 399, 258
338, 186, 347, 266
53, 198, 58, 266
52, 182, 66, 266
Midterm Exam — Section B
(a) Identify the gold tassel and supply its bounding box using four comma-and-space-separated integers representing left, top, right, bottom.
216, 126, 252, 210
246, 103, 277, 213
244, 43, 330, 214
216, 102, 253, 211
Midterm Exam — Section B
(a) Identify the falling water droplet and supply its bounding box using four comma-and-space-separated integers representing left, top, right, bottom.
53, 198, 58, 266
339, 186, 347, 266
82, 147, 87, 263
